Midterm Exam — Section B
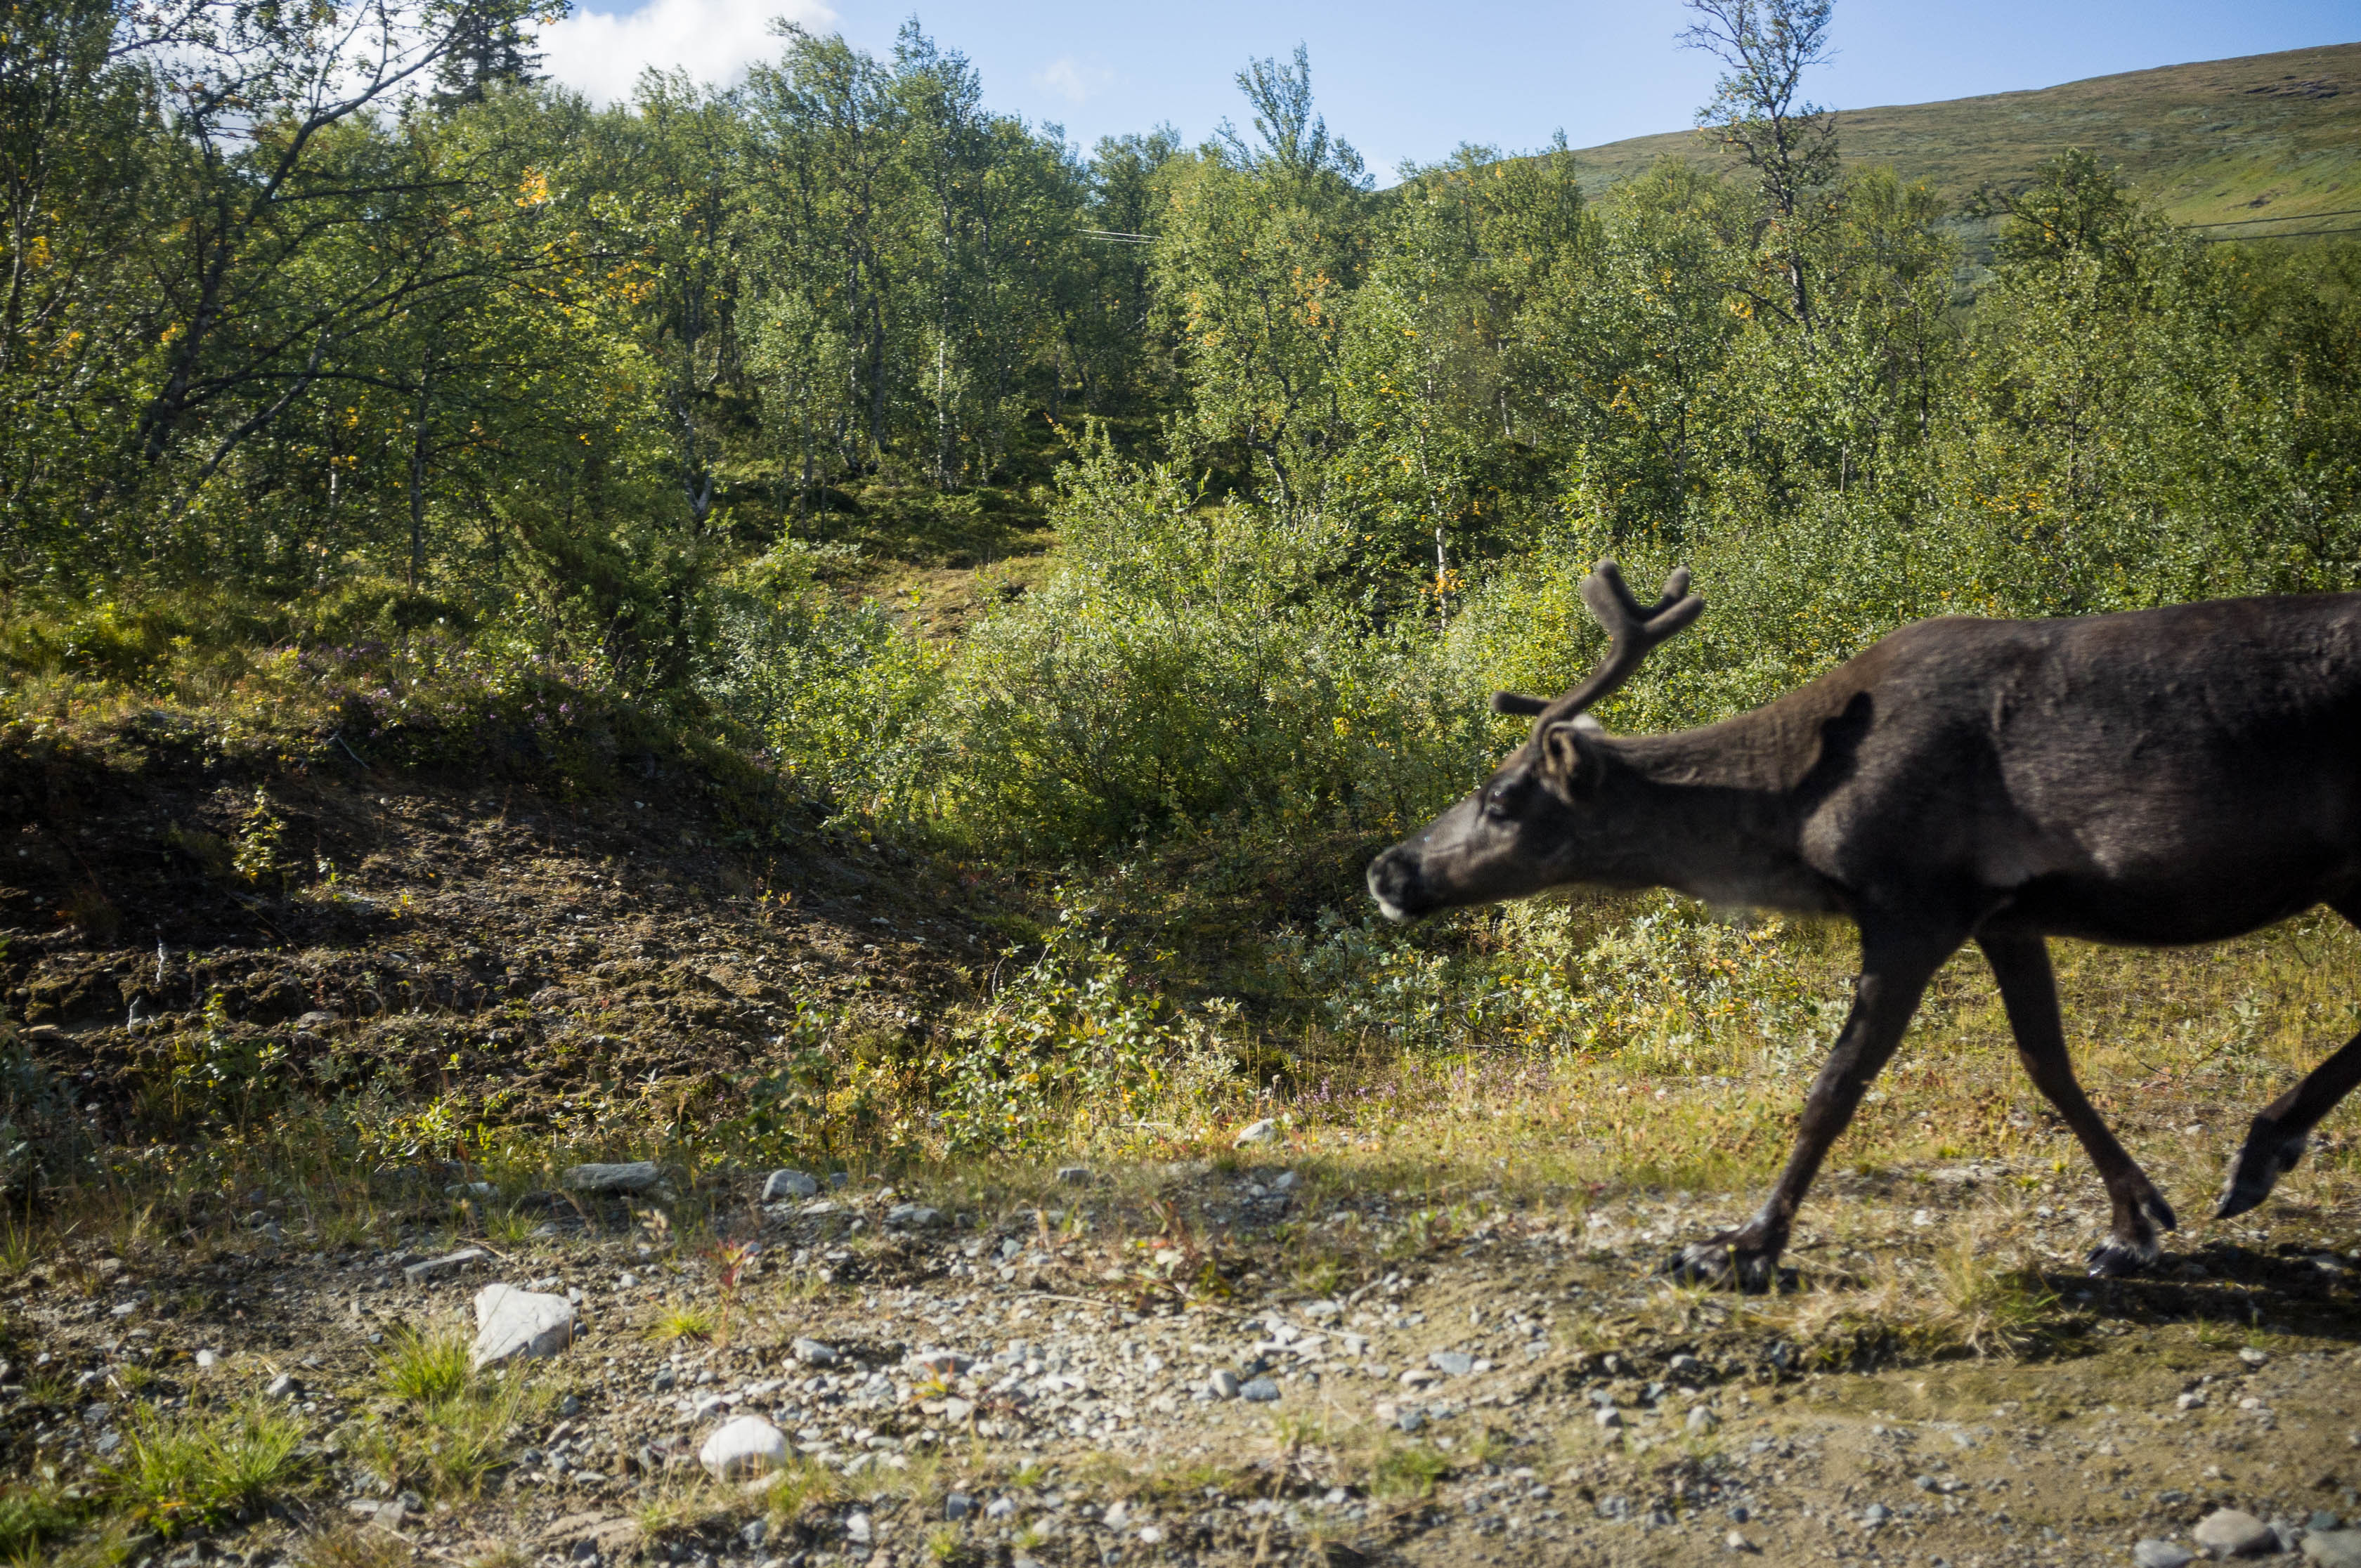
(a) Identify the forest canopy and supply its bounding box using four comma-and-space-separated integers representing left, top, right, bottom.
4, 0, 2358, 863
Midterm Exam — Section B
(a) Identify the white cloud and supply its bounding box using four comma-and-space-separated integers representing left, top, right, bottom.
540, 0, 835, 104
1032, 55, 1114, 105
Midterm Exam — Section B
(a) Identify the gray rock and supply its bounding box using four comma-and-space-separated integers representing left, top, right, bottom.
561, 1161, 670, 1196
2237, 1347, 2270, 1368
1429, 1351, 1476, 1378
403, 1247, 488, 1285
1232, 1118, 1279, 1146
469, 1283, 575, 1369
1686, 1406, 1719, 1433
295, 1011, 337, 1031
985, 1496, 1016, 1521
2305, 1531, 2361, 1568
193, 1349, 220, 1369
2194, 1509, 2277, 1558
762, 1169, 819, 1201
1726, 1531, 1756, 1553
1669, 1353, 1710, 1380
1594, 1407, 1624, 1430
2314, 1515, 2347, 1535
698, 1415, 788, 1479
1240, 1376, 1281, 1402
2134, 1543, 2195, 1568
1271, 1171, 1299, 1193
262, 1373, 300, 1400
1055, 1165, 1091, 1187
885, 1203, 944, 1229
944, 1493, 974, 1521
1861, 1503, 1892, 1527
791, 1337, 838, 1366
1209, 1369, 1240, 1399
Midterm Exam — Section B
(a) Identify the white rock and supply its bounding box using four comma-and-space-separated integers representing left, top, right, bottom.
791, 1338, 838, 1366
2194, 1509, 2277, 1558
193, 1349, 220, 1368
1686, 1406, 1719, 1433
762, 1169, 819, 1201
562, 1161, 670, 1196
1209, 1369, 1240, 1399
1233, 1119, 1280, 1146
469, 1283, 575, 1369
1594, 1406, 1624, 1430
885, 1203, 944, 1229
698, 1415, 789, 1480
2305, 1532, 2361, 1568
2136, 1543, 2197, 1568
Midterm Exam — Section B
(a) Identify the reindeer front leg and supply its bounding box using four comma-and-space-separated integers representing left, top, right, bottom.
1668, 924, 1955, 1290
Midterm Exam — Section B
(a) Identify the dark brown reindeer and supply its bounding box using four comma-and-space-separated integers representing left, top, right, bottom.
1366, 561, 2361, 1286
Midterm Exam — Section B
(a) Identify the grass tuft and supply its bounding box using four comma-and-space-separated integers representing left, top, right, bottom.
375, 1321, 473, 1403
107, 1398, 310, 1535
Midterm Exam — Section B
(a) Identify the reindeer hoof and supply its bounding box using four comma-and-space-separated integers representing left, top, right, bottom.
1661, 1236, 1779, 1293
2216, 1119, 2306, 1220
2086, 1235, 2160, 1278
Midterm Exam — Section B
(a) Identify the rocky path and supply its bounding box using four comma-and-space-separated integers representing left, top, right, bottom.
7, 1154, 2359, 1568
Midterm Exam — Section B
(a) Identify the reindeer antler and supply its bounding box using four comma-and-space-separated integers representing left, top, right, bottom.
1490, 561, 1705, 721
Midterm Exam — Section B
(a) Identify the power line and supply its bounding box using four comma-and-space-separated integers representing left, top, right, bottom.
1080, 229, 1154, 244
2197, 224, 2361, 242
2182, 207, 2361, 228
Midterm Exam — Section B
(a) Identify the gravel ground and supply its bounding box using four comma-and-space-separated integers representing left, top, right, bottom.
8, 1157, 2359, 1568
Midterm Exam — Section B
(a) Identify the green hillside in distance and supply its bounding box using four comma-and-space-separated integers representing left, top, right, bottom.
1562, 41, 2361, 244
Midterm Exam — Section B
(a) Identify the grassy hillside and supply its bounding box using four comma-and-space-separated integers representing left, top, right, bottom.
1565, 40, 2361, 248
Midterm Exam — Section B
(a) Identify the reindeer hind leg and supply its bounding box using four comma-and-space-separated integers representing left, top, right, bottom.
2217, 894, 2361, 1217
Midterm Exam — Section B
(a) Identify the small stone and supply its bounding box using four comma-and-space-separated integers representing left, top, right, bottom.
845, 1513, 873, 1546
445, 1181, 495, 1199
1102, 1501, 1131, 1530
1429, 1350, 1476, 1378
762, 1169, 819, 1201
1055, 1165, 1091, 1186
885, 1203, 943, 1229
1726, 1531, 1756, 1553
2237, 1347, 2270, 1368
1686, 1406, 1719, 1434
469, 1283, 575, 1369
2136, 1543, 2197, 1568
263, 1373, 300, 1400
1233, 1118, 1280, 1146
2178, 1391, 2209, 1410
698, 1415, 789, 1480
402, 1247, 488, 1284
1240, 1377, 1281, 1403
2305, 1531, 2361, 1568
1669, 1353, 1709, 1380
2194, 1508, 2277, 1558
617, 1272, 639, 1288
2314, 1515, 2347, 1535
944, 1493, 974, 1521
296, 1010, 337, 1030
1270, 1171, 1299, 1192
1397, 1407, 1427, 1432
562, 1161, 671, 1197
985, 1496, 1016, 1521
1209, 1369, 1240, 1399
193, 1350, 220, 1368
1861, 1503, 1892, 1527
791, 1338, 838, 1367
1594, 1407, 1624, 1430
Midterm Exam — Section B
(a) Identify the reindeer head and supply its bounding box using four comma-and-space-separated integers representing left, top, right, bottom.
1366, 561, 1703, 920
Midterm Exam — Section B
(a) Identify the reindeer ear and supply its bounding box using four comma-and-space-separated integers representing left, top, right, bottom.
1537, 718, 1604, 798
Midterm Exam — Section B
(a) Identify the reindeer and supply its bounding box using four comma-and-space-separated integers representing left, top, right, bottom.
1366, 562, 2361, 1286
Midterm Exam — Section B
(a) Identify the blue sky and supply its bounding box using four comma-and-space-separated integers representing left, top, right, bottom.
538, 0, 2357, 179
